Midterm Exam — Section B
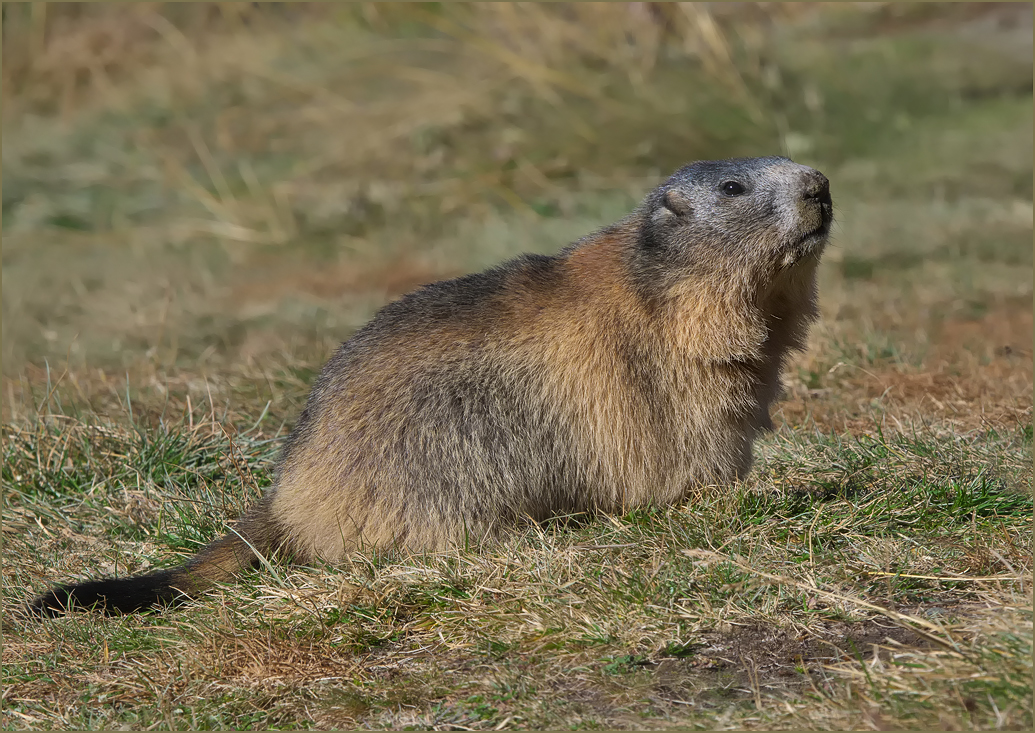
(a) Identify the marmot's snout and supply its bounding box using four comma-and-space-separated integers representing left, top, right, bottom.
771, 166, 832, 262
801, 171, 832, 210
794, 168, 833, 236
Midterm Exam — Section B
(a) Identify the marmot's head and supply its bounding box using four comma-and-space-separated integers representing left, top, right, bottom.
635, 156, 832, 292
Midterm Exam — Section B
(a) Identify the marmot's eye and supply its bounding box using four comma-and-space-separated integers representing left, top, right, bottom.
721, 181, 745, 196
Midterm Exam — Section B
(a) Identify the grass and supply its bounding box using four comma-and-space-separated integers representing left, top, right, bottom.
5, 415, 1031, 729
2, 2, 1033, 730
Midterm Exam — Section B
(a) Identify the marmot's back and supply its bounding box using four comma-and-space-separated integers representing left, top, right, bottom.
30, 156, 832, 616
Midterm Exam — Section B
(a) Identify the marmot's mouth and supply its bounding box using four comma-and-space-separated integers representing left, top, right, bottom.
791, 199, 833, 251
793, 219, 831, 250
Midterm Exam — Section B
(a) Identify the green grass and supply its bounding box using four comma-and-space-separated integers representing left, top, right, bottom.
2, 2, 1033, 730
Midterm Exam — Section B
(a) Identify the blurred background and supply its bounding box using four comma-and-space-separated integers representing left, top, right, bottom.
2, 2, 1032, 430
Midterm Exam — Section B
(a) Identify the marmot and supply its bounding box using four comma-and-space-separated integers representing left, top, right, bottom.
30, 156, 832, 616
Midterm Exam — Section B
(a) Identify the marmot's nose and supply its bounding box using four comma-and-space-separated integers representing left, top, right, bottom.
802, 173, 831, 208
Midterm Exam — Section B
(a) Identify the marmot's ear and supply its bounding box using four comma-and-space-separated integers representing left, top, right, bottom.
662, 189, 692, 217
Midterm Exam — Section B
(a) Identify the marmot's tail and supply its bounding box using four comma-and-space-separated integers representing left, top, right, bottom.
29, 499, 282, 616
29, 567, 193, 616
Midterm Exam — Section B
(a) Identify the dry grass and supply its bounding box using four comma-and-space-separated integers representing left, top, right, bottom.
2, 2, 1033, 730
4, 405, 1031, 728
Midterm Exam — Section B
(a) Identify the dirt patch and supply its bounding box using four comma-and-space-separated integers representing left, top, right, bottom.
651, 617, 932, 708
781, 298, 1033, 434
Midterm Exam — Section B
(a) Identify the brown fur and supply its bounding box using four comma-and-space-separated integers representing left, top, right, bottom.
30, 156, 832, 615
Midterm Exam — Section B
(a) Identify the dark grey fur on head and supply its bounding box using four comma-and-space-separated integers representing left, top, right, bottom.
632, 156, 832, 296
